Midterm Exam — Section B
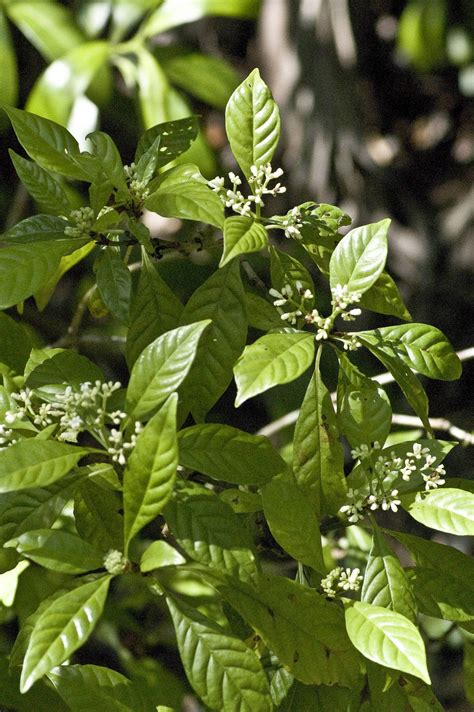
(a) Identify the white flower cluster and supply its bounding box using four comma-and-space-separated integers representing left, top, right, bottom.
339, 486, 402, 523
208, 163, 286, 216
269, 281, 313, 325
0, 423, 16, 450
280, 206, 304, 240
107, 421, 143, 466
304, 308, 332, 341
123, 163, 149, 201
330, 284, 362, 321
103, 549, 129, 575
64, 206, 95, 239
321, 566, 363, 598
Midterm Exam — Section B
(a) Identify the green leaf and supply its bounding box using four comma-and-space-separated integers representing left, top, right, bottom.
358, 336, 431, 433
261, 471, 324, 572
234, 332, 315, 407
168, 597, 272, 712
212, 572, 361, 687
402, 488, 474, 536
245, 291, 282, 331
293, 355, 346, 515
0, 656, 65, 712
134, 135, 161, 184
180, 260, 247, 421
7, 529, 105, 574
26, 41, 109, 126
3, 107, 90, 180
142, 0, 259, 36
0, 311, 33, 374
464, 638, 474, 704
178, 423, 287, 485
135, 48, 171, 128
408, 567, 474, 623
86, 131, 128, 193
48, 664, 150, 712
0, 9, 18, 108
123, 395, 178, 550
270, 246, 315, 301
358, 271, 412, 321
20, 575, 112, 692
25, 349, 103, 389
2, 214, 70, 244
225, 68, 280, 180
361, 525, 417, 622
145, 164, 224, 228
6, 2, 84, 61
164, 483, 257, 583
345, 602, 430, 684
337, 354, 392, 448
74, 479, 124, 552
220, 215, 268, 266
135, 116, 199, 166
9, 150, 70, 214
126, 250, 183, 368
161, 51, 240, 110
329, 219, 390, 296
95, 249, 132, 324
126, 321, 210, 421
358, 324, 461, 381
0, 441, 87, 493
140, 541, 185, 573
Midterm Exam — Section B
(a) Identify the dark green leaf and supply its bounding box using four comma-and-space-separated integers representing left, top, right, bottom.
26, 349, 103, 389
0, 311, 33, 374
245, 291, 282, 331
95, 248, 132, 324
135, 116, 199, 166
74, 479, 123, 552
9, 150, 70, 214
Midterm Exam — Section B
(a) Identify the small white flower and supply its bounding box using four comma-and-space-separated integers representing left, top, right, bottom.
103, 549, 129, 575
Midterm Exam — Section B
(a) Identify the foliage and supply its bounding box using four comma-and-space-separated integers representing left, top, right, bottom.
0, 66, 471, 710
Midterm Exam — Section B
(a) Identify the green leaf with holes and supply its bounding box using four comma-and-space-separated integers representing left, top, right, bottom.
329, 220, 389, 297
225, 68, 280, 180
220, 216, 268, 266
135, 116, 199, 165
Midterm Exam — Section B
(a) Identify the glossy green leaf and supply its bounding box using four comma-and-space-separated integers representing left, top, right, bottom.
126, 321, 210, 421
74, 479, 123, 552
86, 131, 127, 193
0, 440, 87, 493
126, 250, 183, 367
0, 311, 33, 374
7, 529, 104, 574
390, 530, 474, 579
123, 395, 178, 550
6, 2, 84, 61
21, 575, 112, 692
9, 150, 70, 214
180, 260, 247, 421
358, 271, 412, 321
213, 572, 361, 687
345, 602, 430, 684
135, 115, 199, 166
225, 68, 280, 180
358, 324, 461, 381
293, 356, 346, 515
262, 471, 324, 572
4, 107, 90, 180
25, 349, 103, 389
245, 291, 282, 331
27, 41, 109, 125
140, 541, 185, 573
48, 664, 150, 712
146, 164, 224, 228
1, 214, 72, 245
168, 597, 272, 712
402, 488, 474, 536
234, 332, 315, 407
329, 220, 389, 296
165, 483, 257, 583
361, 525, 417, 622
95, 249, 132, 324
142, 0, 259, 36
220, 215, 268, 266
0, 10, 18, 108
161, 51, 240, 109
178, 423, 287, 485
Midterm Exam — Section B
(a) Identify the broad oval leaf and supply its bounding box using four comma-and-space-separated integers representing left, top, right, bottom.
220, 216, 268, 266
164, 483, 258, 583
140, 541, 185, 573
7, 529, 104, 574
345, 601, 430, 684
358, 271, 412, 321
178, 423, 287, 485
402, 488, 474, 536
0, 441, 87, 493
168, 597, 272, 712
225, 68, 280, 180
48, 664, 151, 712
358, 324, 461, 381
21, 575, 112, 692
9, 150, 70, 214
123, 395, 178, 550
126, 321, 210, 421
234, 332, 315, 407
145, 164, 224, 228
329, 219, 389, 297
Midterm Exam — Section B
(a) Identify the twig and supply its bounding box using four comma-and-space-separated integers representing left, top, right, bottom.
241, 260, 268, 293
257, 346, 474, 439
52, 283, 98, 348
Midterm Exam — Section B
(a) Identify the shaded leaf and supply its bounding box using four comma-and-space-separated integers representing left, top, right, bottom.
95, 248, 132, 324
9, 150, 70, 214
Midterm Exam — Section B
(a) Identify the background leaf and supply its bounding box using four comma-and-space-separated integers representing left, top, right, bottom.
142, 0, 260, 36
0, 10, 18, 110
